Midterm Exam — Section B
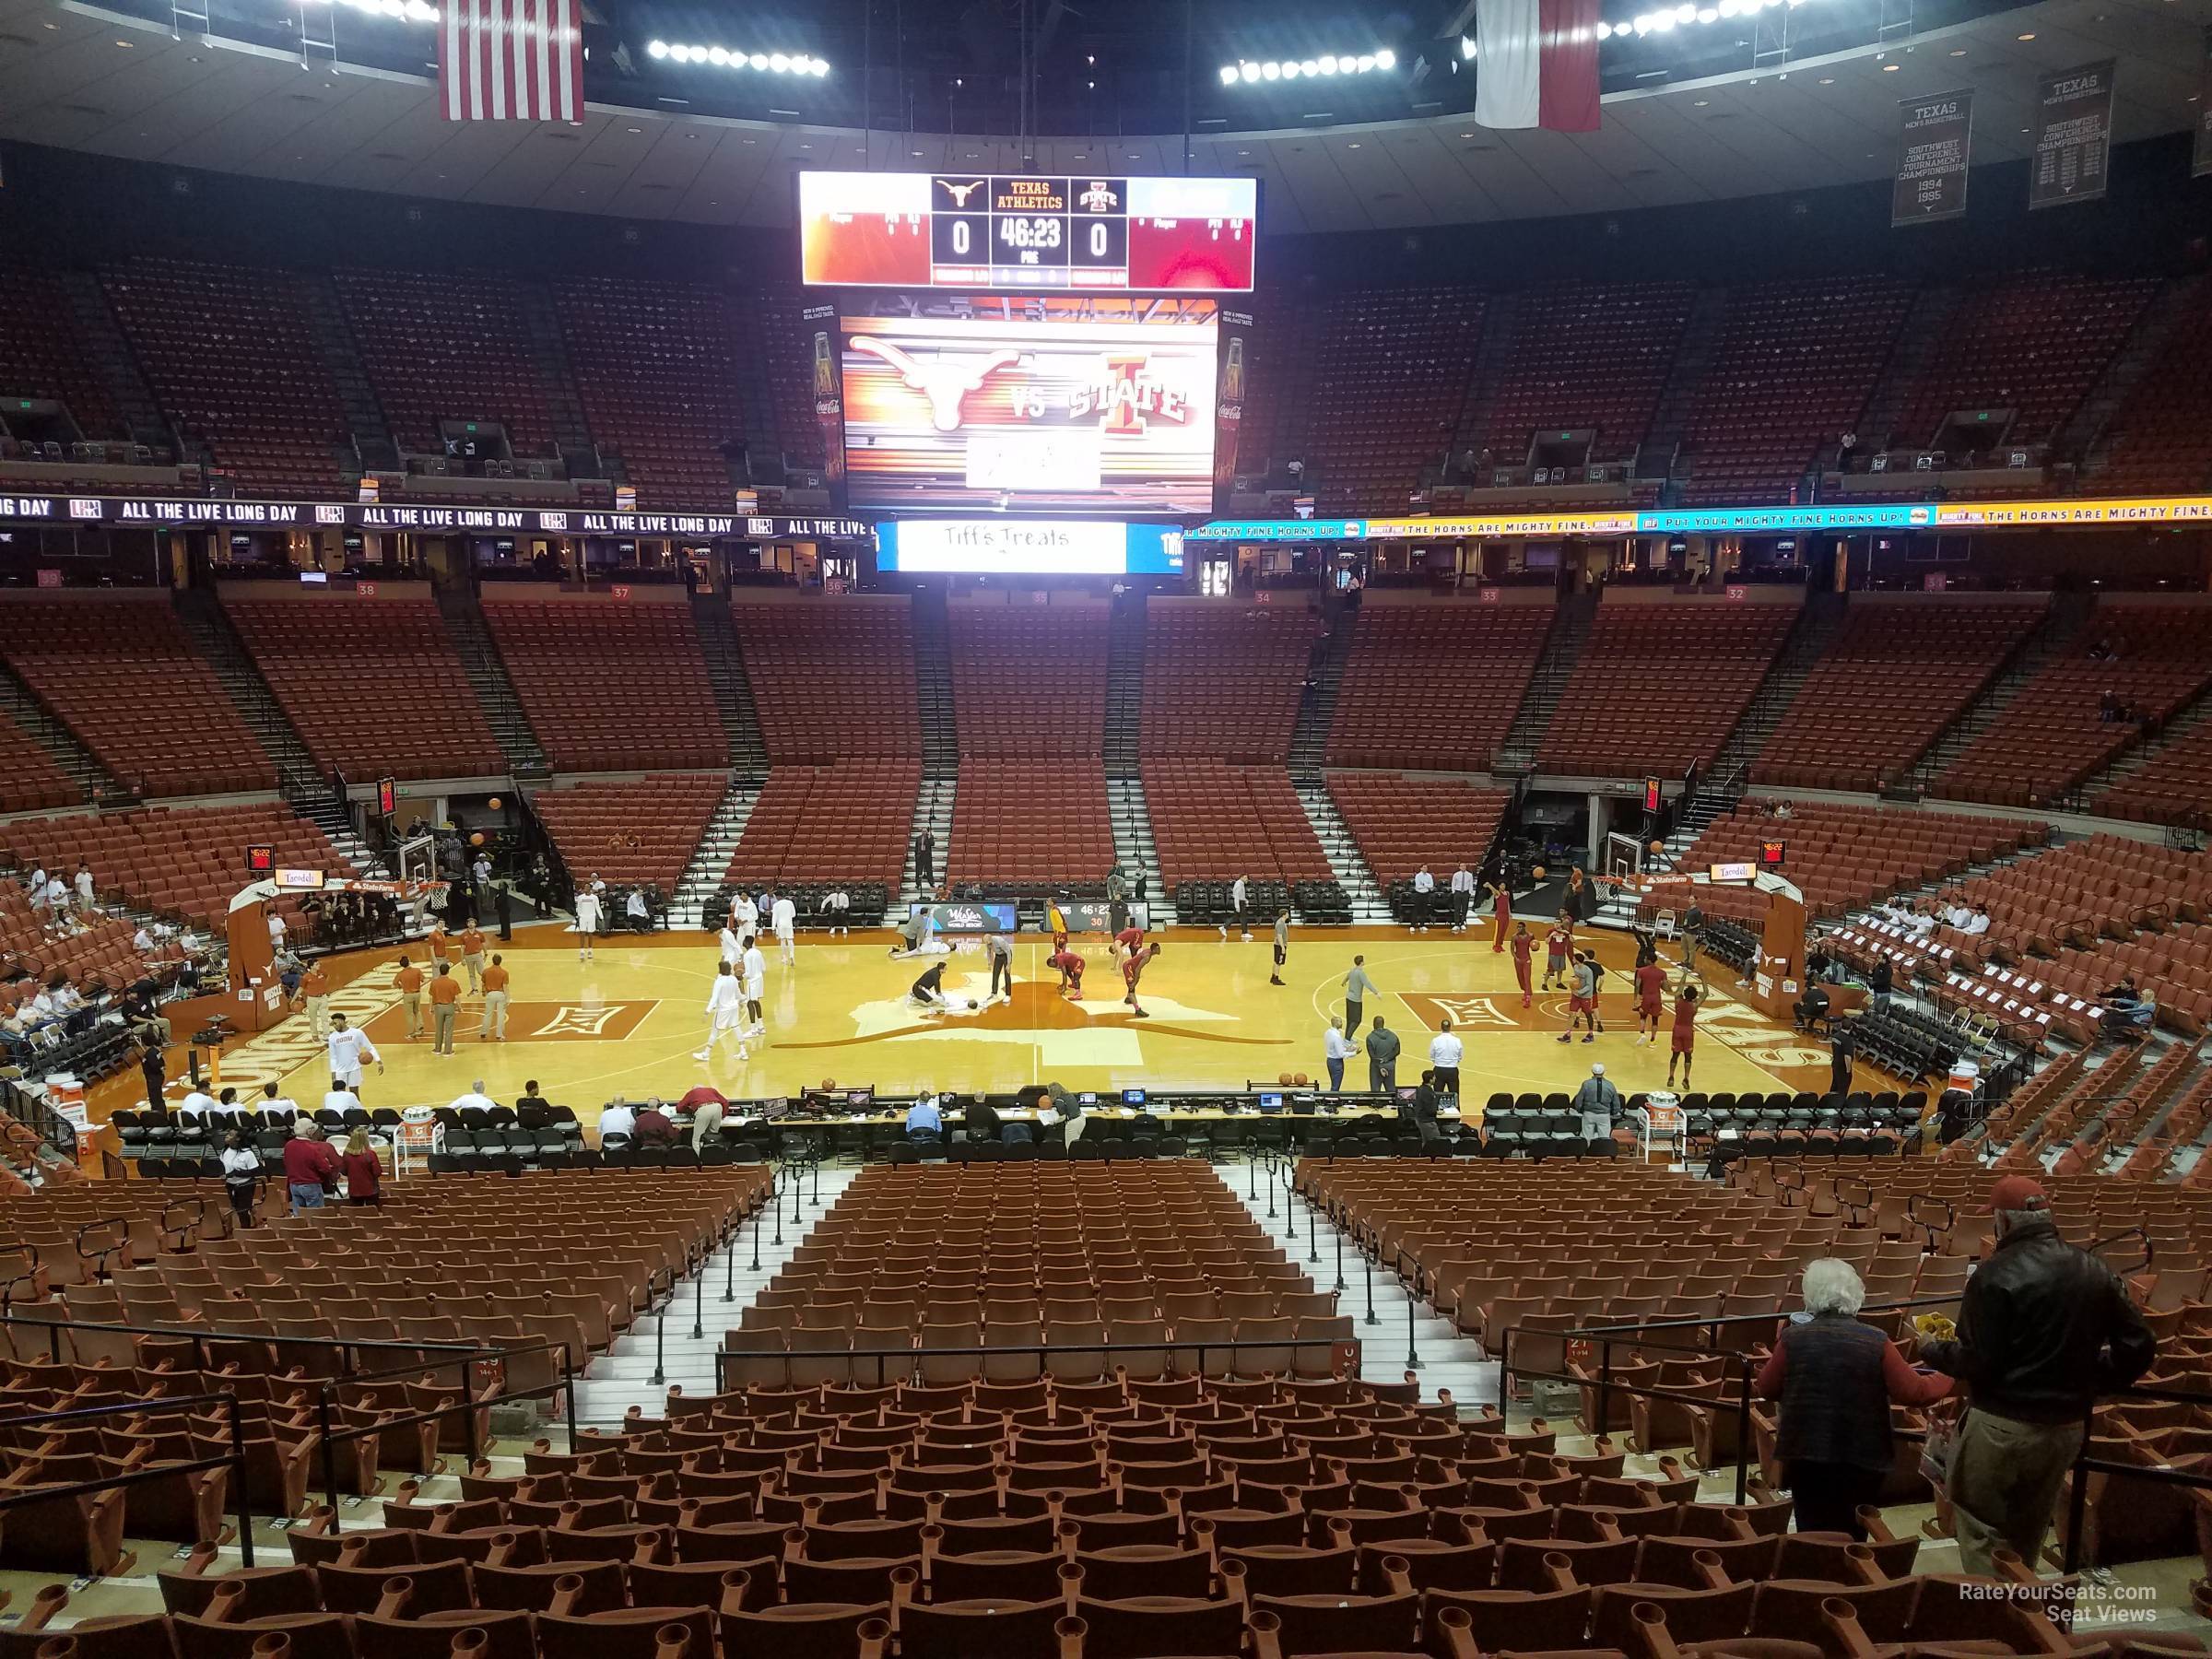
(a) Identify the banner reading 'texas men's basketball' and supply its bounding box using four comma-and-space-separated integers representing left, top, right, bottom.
1213, 308, 1254, 513
1893, 88, 1972, 227
2030, 59, 2116, 209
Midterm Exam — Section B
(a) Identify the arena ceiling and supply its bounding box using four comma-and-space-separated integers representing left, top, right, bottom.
0, 0, 2202, 231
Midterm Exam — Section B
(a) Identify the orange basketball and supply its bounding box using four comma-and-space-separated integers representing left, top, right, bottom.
1277, 1072, 1293, 1086
1649, 840, 1665, 855
1533, 865, 1547, 880
1294, 1073, 1310, 1087
488, 796, 503, 810
822, 1077, 837, 1090
470, 832, 486, 846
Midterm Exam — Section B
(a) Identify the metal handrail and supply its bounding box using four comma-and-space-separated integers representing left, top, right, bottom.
0, 1390, 257, 1565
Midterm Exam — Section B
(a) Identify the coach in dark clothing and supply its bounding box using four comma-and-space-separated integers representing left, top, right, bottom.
1917, 1175, 2157, 1574
1829, 1027, 1855, 1096
1755, 1258, 1952, 1537
962, 1096, 1002, 1142
1364, 1018, 1401, 1095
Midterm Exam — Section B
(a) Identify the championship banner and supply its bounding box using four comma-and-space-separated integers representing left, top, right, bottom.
1893, 88, 1972, 226
2195, 28, 2212, 179
2030, 60, 2115, 209
1213, 307, 1254, 514
802, 301, 847, 500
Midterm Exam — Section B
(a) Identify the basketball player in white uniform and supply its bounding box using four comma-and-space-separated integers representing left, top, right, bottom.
574, 876, 604, 962
771, 891, 797, 966
696, 961, 748, 1063
741, 934, 768, 1038
729, 890, 759, 941
719, 923, 744, 971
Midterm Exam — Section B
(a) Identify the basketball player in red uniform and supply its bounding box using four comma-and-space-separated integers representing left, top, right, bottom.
1488, 879, 1513, 953
1049, 947, 1087, 1000
1632, 955, 1668, 1044
1541, 912, 1574, 992
1667, 983, 1700, 1088
1509, 922, 1535, 1009
1122, 941, 1162, 1018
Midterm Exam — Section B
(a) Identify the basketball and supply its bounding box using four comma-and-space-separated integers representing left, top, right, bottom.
1533, 865, 1547, 879
488, 796, 502, 810
967, 999, 979, 1010
1278, 1072, 1293, 1085
1294, 1073, 1309, 1087
470, 832, 485, 846
1649, 840, 1665, 854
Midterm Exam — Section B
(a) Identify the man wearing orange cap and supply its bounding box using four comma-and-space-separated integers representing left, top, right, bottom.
1916, 1174, 2156, 1574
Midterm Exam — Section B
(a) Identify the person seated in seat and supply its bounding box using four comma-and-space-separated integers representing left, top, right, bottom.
961, 1094, 1001, 1143
634, 1099, 678, 1145
597, 1097, 638, 1144
904, 1092, 944, 1147
2100, 976, 2156, 1038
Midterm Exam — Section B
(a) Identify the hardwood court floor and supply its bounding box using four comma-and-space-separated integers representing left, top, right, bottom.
111, 923, 1863, 1133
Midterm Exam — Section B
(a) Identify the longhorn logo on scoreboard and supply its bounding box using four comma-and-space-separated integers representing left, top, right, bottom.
840, 292, 1218, 513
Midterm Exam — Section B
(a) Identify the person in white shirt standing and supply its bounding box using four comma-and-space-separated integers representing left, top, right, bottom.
730, 889, 759, 940
40, 874, 68, 922
1323, 1016, 1355, 1093
1412, 865, 1437, 932
267, 910, 288, 953
1448, 864, 1476, 933
325, 1011, 383, 1101
719, 922, 744, 972
771, 891, 797, 967
1428, 1018, 1464, 1098
73, 863, 95, 917
821, 888, 851, 936
696, 961, 749, 1064
573, 877, 604, 962
741, 935, 768, 1039
1221, 874, 1250, 942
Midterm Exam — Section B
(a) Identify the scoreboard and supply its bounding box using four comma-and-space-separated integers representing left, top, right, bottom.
799, 171, 1257, 293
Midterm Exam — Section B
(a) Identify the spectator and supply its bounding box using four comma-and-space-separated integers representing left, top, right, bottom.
1919, 1176, 2156, 1575
1365, 1017, 1401, 1095
450, 1079, 500, 1115
281, 1123, 340, 1214
1754, 1259, 1952, 1537
598, 1098, 638, 1143
339, 1129, 382, 1206
1571, 1064, 1619, 1145
1323, 1016, 1353, 1093
1868, 956, 1893, 1014
634, 1099, 677, 1145
2102, 976, 2157, 1037
219, 1128, 261, 1229
1428, 1019, 1464, 1098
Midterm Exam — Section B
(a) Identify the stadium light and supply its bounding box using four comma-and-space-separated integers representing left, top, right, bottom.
1627, 0, 1810, 34
648, 38, 829, 74
297, 0, 438, 21
1218, 48, 1398, 85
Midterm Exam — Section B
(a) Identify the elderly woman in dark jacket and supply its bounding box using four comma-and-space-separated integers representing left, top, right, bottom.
1754, 1258, 1953, 1537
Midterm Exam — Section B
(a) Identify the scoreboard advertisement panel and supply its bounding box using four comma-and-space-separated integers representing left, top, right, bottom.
800, 171, 1257, 293
839, 293, 1218, 514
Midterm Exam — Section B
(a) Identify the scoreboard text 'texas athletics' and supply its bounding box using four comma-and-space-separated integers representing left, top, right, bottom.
798, 171, 1257, 294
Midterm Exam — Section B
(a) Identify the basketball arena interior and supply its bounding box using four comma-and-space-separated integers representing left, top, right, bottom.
4, 0, 2212, 1648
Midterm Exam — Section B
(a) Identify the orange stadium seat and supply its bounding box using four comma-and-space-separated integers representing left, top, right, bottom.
1537, 601, 1796, 776
733, 600, 920, 762
1240, 287, 1487, 515
0, 713, 81, 813
480, 598, 724, 773
223, 595, 505, 782
1678, 276, 1911, 505
552, 276, 748, 508
0, 269, 124, 444
2091, 291, 2212, 495
100, 258, 347, 497
946, 760, 1114, 890
1139, 603, 1319, 764
729, 759, 920, 889
1144, 760, 1330, 887
335, 268, 561, 457
0, 595, 275, 797
1890, 272, 2157, 449
1325, 774, 1512, 885
1477, 282, 1693, 468
947, 599, 1107, 757
1325, 602, 1552, 772
529, 776, 725, 895
1935, 603, 2212, 807
1754, 599, 2047, 793
0, 802, 347, 931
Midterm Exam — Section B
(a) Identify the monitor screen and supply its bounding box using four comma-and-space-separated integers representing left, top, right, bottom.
839, 292, 1218, 513
1257, 1091, 1284, 1112
845, 1088, 875, 1108
799, 171, 1258, 293
1121, 1088, 1147, 1106
877, 518, 1185, 575
1396, 1086, 1420, 1101
1077, 1091, 1098, 1106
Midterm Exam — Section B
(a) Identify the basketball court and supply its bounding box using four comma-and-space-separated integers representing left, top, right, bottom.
120, 922, 1861, 1130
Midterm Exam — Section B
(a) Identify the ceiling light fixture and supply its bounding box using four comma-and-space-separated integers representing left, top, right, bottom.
647, 39, 829, 74
1220, 48, 1396, 85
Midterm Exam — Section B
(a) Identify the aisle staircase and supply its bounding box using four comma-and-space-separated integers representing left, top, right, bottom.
1908, 591, 2094, 789
53, 270, 174, 457
1104, 594, 1148, 777
298, 275, 399, 472
1107, 777, 1173, 925
894, 777, 956, 917
668, 781, 759, 928
1288, 604, 1358, 775
1700, 588, 1847, 786
434, 590, 550, 780
2068, 275, 2206, 477
2077, 678, 2212, 811
170, 587, 331, 800
1295, 782, 1392, 924
1497, 592, 1595, 773
1641, 285, 1733, 489
912, 588, 959, 779
690, 594, 770, 775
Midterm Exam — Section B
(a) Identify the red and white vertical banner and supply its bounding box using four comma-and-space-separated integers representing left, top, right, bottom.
1473, 0, 1602, 132
440, 0, 582, 124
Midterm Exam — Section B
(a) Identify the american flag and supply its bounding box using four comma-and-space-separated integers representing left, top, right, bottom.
439, 0, 582, 124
